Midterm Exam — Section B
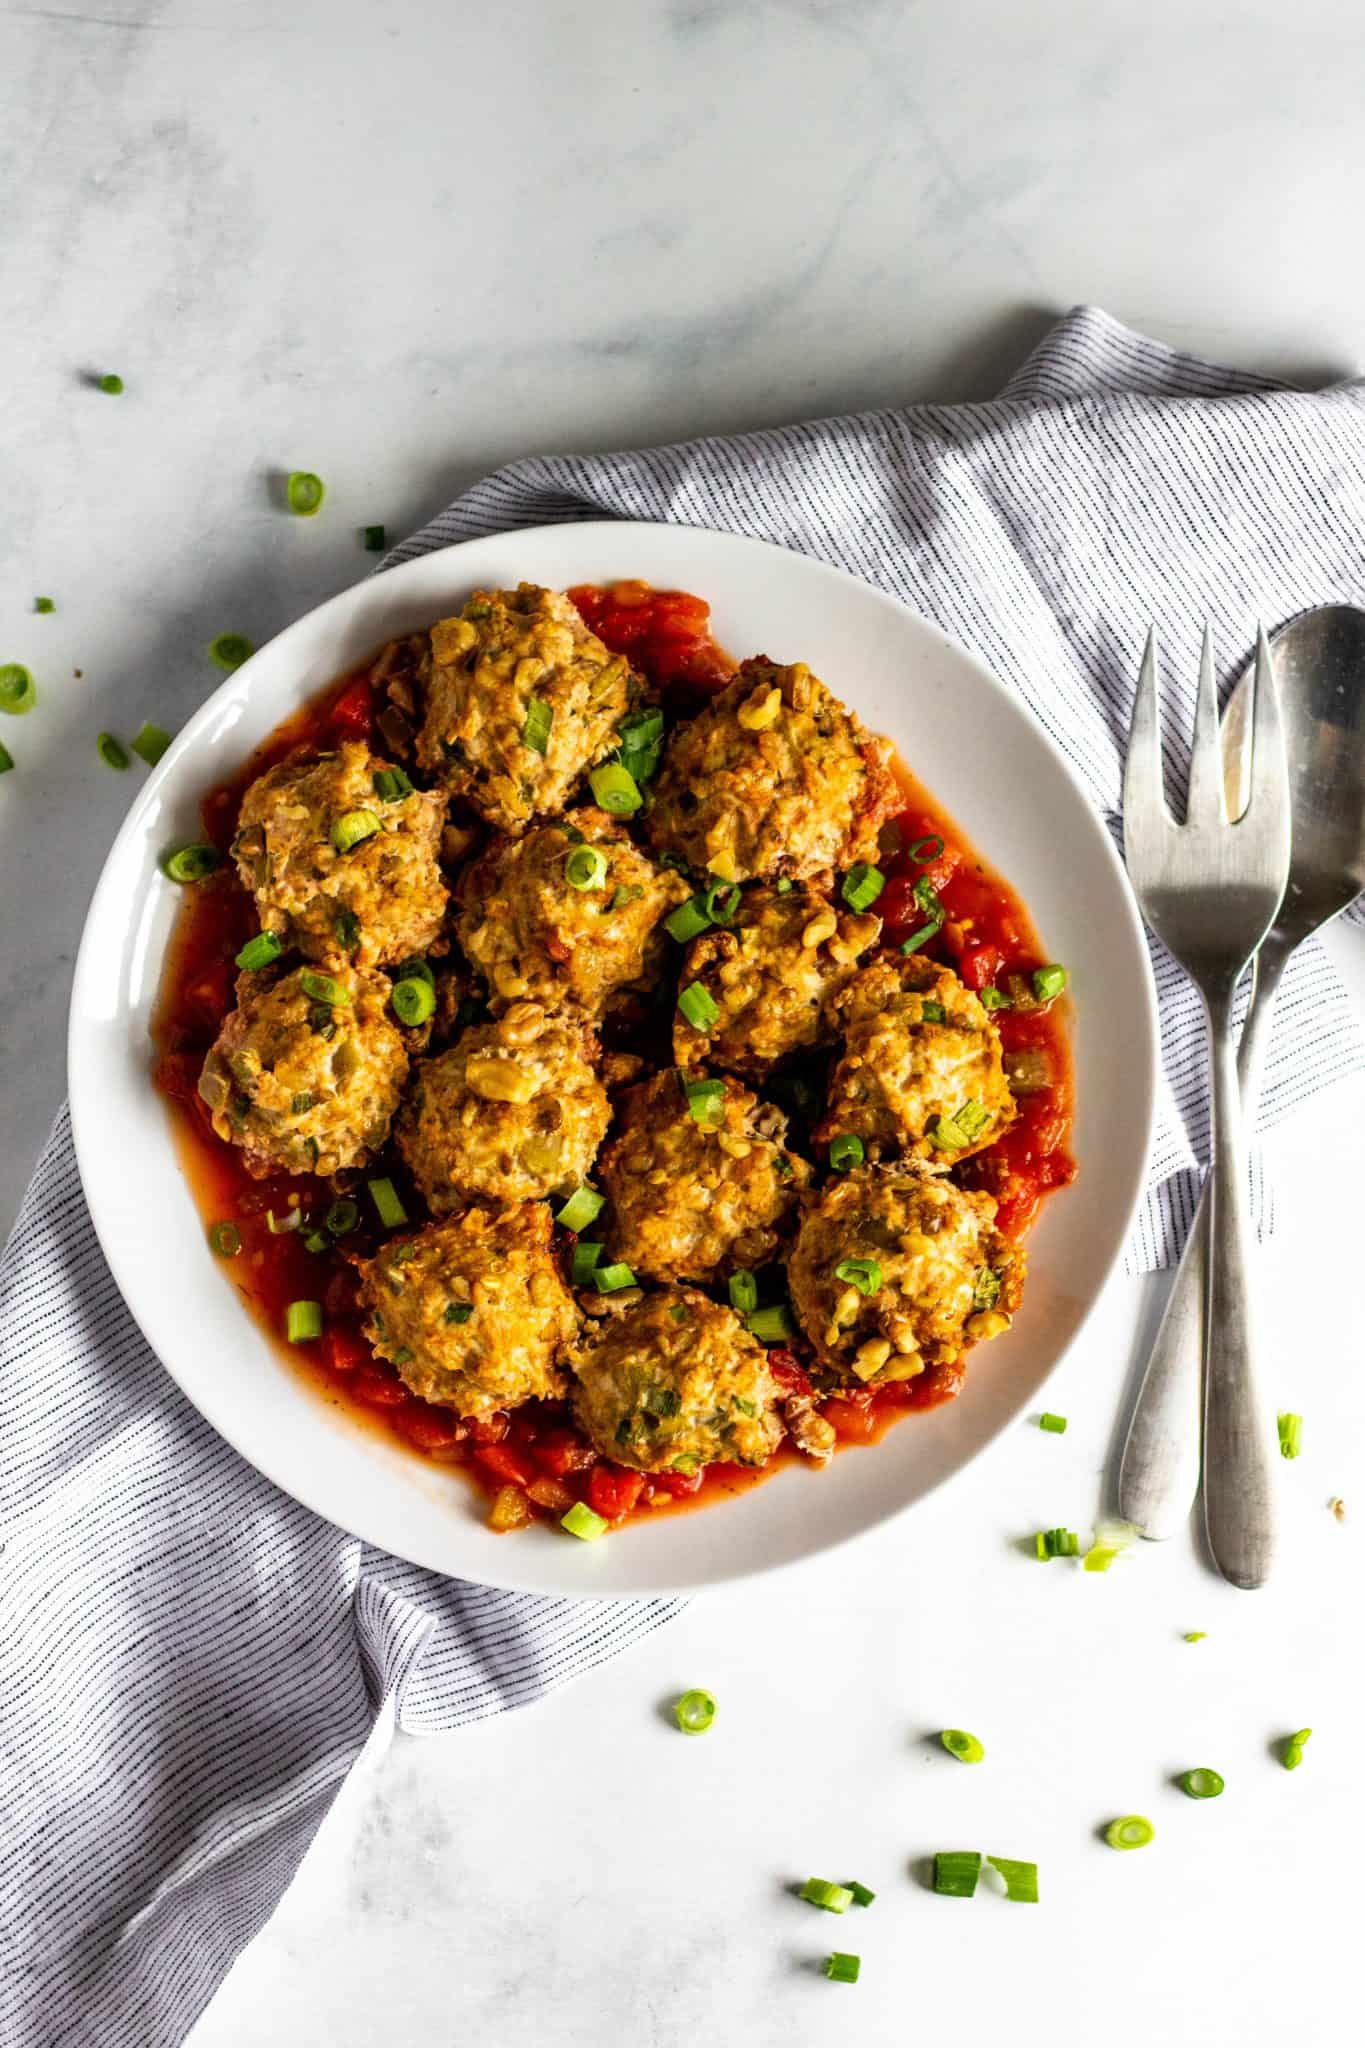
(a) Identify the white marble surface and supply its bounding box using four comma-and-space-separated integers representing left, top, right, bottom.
4, 1, 1364, 2042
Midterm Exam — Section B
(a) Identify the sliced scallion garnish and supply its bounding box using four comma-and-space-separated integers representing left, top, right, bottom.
372, 766, 413, 802
330, 808, 381, 853
665, 896, 712, 943
299, 969, 350, 1007
565, 844, 608, 892
799, 1879, 854, 1914
685, 1077, 726, 1125
985, 1855, 1038, 1902
1103, 1815, 1154, 1851
208, 1221, 241, 1258
728, 1270, 758, 1316
939, 1729, 985, 1764
522, 697, 553, 754
1282, 1728, 1312, 1770
561, 1501, 608, 1541
367, 1177, 408, 1228
209, 633, 253, 672
286, 1300, 323, 1343
932, 1851, 981, 1898
96, 732, 130, 770
841, 862, 884, 912
1177, 1768, 1224, 1800
391, 976, 436, 1027
589, 760, 642, 815
286, 470, 325, 516
674, 1688, 717, 1735
594, 1262, 637, 1293
363, 525, 386, 553
746, 1304, 794, 1343
1277, 1412, 1303, 1459
829, 1134, 864, 1172
235, 930, 283, 972
98, 372, 124, 394
162, 843, 220, 884
325, 1199, 360, 1237
823, 1953, 861, 1984
131, 722, 172, 766
571, 1240, 604, 1286
677, 982, 719, 1033
834, 1256, 881, 1296
554, 1185, 605, 1234
1032, 963, 1068, 1001
1039, 1412, 1067, 1434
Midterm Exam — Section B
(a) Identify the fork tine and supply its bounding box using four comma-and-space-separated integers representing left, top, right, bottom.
1247, 624, 1289, 818
1122, 626, 1169, 843
1185, 623, 1226, 825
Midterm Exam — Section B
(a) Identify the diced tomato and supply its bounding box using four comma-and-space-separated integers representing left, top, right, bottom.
587, 1464, 646, 1521
351, 1365, 410, 1408
959, 942, 1003, 993
649, 591, 710, 633
323, 1326, 371, 1375
599, 606, 651, 648
475, 1442, 540, 1489
823, 1397, 879, 1443
532, 1428, 598, 1478
467, 1411, 511, 1446
526, 1475, 575, 1513
648, 1467, 703, 1499
327, 677, 374, 744
768, 1350, 813, 1399
395, 1404, 465, 1454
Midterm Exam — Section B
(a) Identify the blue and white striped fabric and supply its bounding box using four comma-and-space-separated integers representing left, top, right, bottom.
3, 307, 1363, 2048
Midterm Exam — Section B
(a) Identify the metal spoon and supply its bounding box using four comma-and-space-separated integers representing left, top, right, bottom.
1119, 605, 1365, 1545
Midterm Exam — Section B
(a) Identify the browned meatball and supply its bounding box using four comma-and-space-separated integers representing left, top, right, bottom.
647, 656, 896, 883
597, 1067, 810, 1282
787, 1164, 1024, 1385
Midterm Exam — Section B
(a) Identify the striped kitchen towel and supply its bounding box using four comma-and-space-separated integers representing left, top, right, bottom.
3, 307, 1363, 2048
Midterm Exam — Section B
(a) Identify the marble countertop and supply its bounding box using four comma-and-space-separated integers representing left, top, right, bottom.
3, 3, 1363, 2044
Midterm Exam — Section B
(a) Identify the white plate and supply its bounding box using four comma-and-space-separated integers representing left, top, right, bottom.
69, 522, 1157, 1598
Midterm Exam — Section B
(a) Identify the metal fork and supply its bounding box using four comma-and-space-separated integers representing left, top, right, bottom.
1121, 626, 1291, 1589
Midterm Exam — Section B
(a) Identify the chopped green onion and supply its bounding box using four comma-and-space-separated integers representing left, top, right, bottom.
572, 1240, 605, 1286
522, 697, 554, 754
1103, 1815, 1154, 1851
291, 1092, 315, 1115
704, 881, 740, 924
35, 597, 55, 613
843, 1881, 876, 1908
395, 956, 435, 988
266, 1206, 303, 1234
1277, 1412, 1303, 1460
330, 808, 381, 853
685, 1077, 726, 1125
363, 525, 386, 553
1032, 963, 1068, 1002
1183, 1631, 1207, 1643
162, 843, 220, 884
561, 1501, 608, 1541
985, 1855, 1038, 1903
1034, 1527, 1080, 1559
589, 760, 642, 815
1083, 1518, 1139, 1573
674, 1688, 717, 1735
562, 843, 608, 893
900, 875, 946, 954
372, 766, 414, 802
299, 969, 350, 1007
209, 633, 253, 671
286, 471, 325, 516
98, 372, 124, 394
303, 1229, 330, 1255
444, 1301, 473, 1325
208, 1221, 241, 1258
1039, 1412, 1067, 1434
131, 722, 172, 766
799, 1879, 854, 1914
97, 733, 130, 770
972, 1267, 1002, 1312
747, 1304, 794, 1343
829, 1134, 864, 1172
954, 1099, 990, 1140
979, 986, 1012, 1011
333, 909, 361, 952
834, 1256, 882, 1296
286, 1300, 323, 1343
933, 1851, 981, 1899
940, 1729, 985, 1764
665, 896, 712, 943
554, 1185, 605, 1233
775, 877, 793, 893
367, 1177, 408, 1228
677, 982, 719, 1033
823, 1952, 861, 1984
920, 999, 946, 1023
841, 863, 885, 912
325, 1199, 360, 1237
617, 709, 666, 783
728, 1270, 758, 1316
1178, 1768, 1224, 1800
594, 1262, 637, 1294
392, 976, 436, 1027
927, 1113, 966, 1152
0, 743, 13, 774
1282, 1728, 1312, 1770
909, 834, 944, 862
235, 930, 283, 972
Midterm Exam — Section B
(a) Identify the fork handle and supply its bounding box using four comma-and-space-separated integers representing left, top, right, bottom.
1202, 990, 1278, 1589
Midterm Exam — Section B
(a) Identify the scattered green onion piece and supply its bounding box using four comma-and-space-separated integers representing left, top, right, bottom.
1039, 1412, 1067, 1434
0, 743, 13, 775
303, 1229, 330, 1255
299, 969, 350, 1007
954, 1099, 990, 1140
35, 597, 55, 614
554, 1184, 605, 1233
685, 1077, 726, 1125
131, 722, 172, 767
522, 697, 554, 754
594, 1262, 637, 1294
829, 1134, 864, 1172
933, 1851, 982, 1899
1183, 1632, 1207, 1643
844, 1881, 876, 1908
562, 1501, 608, 1542
96, 732, 130, 770
1277, 1412, 1303, 1460
208, 1221, 241, 1258
940, 1729, 985, 1764
330, 808, 381, 854
98, 372, 124, 394
927, 1113, 966, 1152
1083, 1518, 1139, 1573
775, 877, 793, 893
565, 844, 609, 892
392, 976, 436, 1027
704, 881, 741, 925
909, 834, 944, 862
985, 1856, 1038, 1903
235, 930, 283, 971
1282, 1728, 1312, 1770
571, 1240, 605, 1286
444, 1301, 473, 1325
332, 908, 361, 952
617, 709, 666, 783
1178, 1768, 1224, 1800
1034, 1527, 1081, 1560
972, 1266, 1002, 1312
747, 1304, 794, 1343
841, 862, 885, 912
979, 986, 1012, 1011
799, 1879, 854, 1914
162, 843, 220, 884
1032, 963, 1068, 1002
291, 1092, 315, 1116
728, 1270, 758, 1316
286, 1300, 323, 1343
395, 955, 435, 987
665, 896, 712, 943
589, 760, 642, 815
824, 1953, 861, 1984
920, 999, 946, 1023
367, 1177, 409, 1229
266, 1207, 303, 1235
363, 525, 386, 553
286, 470, 325, 516
325, 1199, 360, 1237
674, 1688, 717, 1735
208, 633, 253, 672
677, 982, 720, 1033
900, 924, 941, 955
834, 1256, 882, 1297
1103, 1815, 1154, 1851
372, 766, 414, 802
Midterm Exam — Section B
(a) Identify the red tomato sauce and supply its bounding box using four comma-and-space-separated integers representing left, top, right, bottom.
152, 580, 1074, 1530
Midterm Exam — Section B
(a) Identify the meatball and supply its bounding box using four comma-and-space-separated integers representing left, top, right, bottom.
396, 1002, 610, 1208
647, 656, 896, 883
571, 1287, 784, 1473
454, 806, 691, 1014
816, 953, 1015, 1165
198, 963, 408, 1177
415, 584, 635, 831
787, 1164, 1025, 1385
356, 1203, 576, 1418
673, 883, 881, 1075
231, 741, 447, 968
597, 1068, 809, 1282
